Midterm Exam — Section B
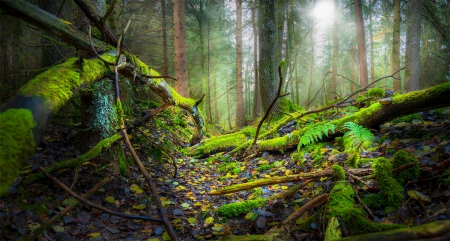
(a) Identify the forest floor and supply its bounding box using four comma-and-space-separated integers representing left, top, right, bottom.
1, 108, 450, 241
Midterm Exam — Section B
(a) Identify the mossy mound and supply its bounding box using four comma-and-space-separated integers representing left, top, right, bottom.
392, 150, 420, 183
327, 182, 403, 235
217, 198, 267, 219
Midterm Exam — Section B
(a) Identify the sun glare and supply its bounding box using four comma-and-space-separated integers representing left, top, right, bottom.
312, 0, 335, 26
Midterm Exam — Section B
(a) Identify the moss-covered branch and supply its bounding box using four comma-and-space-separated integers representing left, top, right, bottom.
22, 134, 121, 185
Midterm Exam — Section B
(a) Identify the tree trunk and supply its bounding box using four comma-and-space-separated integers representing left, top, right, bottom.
161, 0, 169, 76
236, 0, 245, 128
173, 0, 190, 97
369, 2, 375, 84
251, 0, 261, 118
258, 0, 279, 114
391, 0, 401, 92
331, 0, 338, 100
306, 19, 314, 109
354, 0, 368, 89
405, 0, 421, 92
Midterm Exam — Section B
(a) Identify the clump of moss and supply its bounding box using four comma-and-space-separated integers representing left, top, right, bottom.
392, 150, 420, 183
147, 147, 163, 163
431, 108, 450, 119
366, 158, 404, 214
332, 165, 345, 181
217, 198, 267, 218
258, 135, 289, 153
366, 88, 385, 99
257, 163, 275, 172
439, 169, 450, 187
218, 161, 240, 174
327, 182, 403, 235
391, 113, 423, 123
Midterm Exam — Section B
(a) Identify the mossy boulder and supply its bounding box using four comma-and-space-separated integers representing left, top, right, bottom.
392, 150, 420, 183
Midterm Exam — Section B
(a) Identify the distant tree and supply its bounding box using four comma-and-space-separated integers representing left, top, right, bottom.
354, 0, 368, 89
251, 0, 261, 118
405, 0, 421, 92
174, 0, 190, 97
236, 0, 245, 127
391, 0, 401, 92
331, 0, 338, 99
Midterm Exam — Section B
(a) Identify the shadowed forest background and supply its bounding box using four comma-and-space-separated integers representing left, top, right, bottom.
0, 0, 449, 240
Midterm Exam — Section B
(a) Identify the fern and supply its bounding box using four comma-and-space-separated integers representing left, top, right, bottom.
298, 123, 335, 150
343, 122, 374, 151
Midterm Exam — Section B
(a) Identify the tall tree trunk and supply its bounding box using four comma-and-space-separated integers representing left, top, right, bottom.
236, 0, 245, 127
258, 0, 278, 114
421, 23, 429, 88
331, 0, 338, 100
251, 0, 261, 118
161, 0, 169, 76
405, 0, 421, 92
369, 2, 375, 83
276, 0, 286, 83
173, 0, 190, 97
306, 20, 314, 109
226, 81, 232, 129
354, 0, 368, 90
207, 23, 212, 122
391, 0, 401, 92
213, 75, 219, 124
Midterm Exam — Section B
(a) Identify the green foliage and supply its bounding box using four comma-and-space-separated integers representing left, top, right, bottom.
332, 165, 345, 181
392, 150, 420, 183
218, 161, 240, 174
431, 107, 450, 119
217, 198, 267, 218
343, 122, 374, 151
298, 123, 335, 150
147, 147, 163, 164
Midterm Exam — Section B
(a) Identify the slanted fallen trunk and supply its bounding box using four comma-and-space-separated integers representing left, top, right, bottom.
0, 0, 204, 196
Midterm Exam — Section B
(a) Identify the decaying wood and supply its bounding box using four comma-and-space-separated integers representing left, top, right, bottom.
282, 193, 328, 228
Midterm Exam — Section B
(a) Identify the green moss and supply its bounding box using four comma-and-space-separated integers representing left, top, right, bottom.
118, 148, 129, 177
391, 113, 422, 123
258, 135, 288, 152
23, 134, 121, 184
19, 55, 114, 111
366, 88, 385, 99
392, 150, 420, 183
327, 182, 403, 235
439, 168, 450, 187
115, 100, 124, 127
147, 147, 163, 163
372, 158, 404, 213
0, 109, 36, 196
332, 165, 345, 181
217, 198, 267, 218
257, 163, 276, 172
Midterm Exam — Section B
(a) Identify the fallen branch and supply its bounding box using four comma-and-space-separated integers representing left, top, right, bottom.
22, 177, 110, 241
282, 193, 328, 227
38, 166, 162, 222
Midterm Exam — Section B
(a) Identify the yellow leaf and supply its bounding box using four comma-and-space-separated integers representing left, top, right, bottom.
162, 232, 170, 240
205, 216, 214, 225
105, 196, 115, 203
133, 204, 146, 210
188, 217, 198, 225
281, 186, 288, 190
88, 233, 100, 238
285, 169, 292, 175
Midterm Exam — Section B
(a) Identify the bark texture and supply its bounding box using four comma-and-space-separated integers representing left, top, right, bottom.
391, 0, 401, 92
354, 0, 368, 89
173, 0, 190, 97
406, 0, 421, 92
236, 0, 245, 127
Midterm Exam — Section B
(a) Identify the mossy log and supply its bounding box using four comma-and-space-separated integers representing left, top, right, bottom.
189, 82, 450, 157
335, 220, 450, 241
209, 168, 373, 195
221, 231, 292, 241
0, 0, 204, 196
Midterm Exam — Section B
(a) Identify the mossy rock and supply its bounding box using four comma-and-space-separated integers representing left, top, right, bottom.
392, 150, 420, 183
217, 198, 267, 219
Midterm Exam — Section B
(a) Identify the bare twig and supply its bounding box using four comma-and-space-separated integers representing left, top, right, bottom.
22, 177, 110, 241
38, 166, 162, 222
251, 65, 290, 146
282, 194, 328, 227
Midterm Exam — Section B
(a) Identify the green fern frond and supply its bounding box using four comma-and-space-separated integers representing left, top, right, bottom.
343, 122, 374, 151
298, 123, 335, 150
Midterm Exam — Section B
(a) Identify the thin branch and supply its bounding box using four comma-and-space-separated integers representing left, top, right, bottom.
251, 65, 290, 146
88, 25, 114, 65
38, 166, 162, 222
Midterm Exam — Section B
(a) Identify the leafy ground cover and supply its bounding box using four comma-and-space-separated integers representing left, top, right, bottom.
0, 107, 449, 240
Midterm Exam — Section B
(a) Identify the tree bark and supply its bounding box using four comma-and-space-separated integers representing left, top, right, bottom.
405, 0, 421, 92
354, 0, 368, 89
173, 0, 190, 97
258, 0, 278, 114
331, 0, 338, 100
236, 0, 245, 128
391, 0, 402, 92
251, 0, 261, 118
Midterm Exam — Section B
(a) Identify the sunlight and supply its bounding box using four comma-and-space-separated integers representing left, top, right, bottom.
312, 0, 335, 27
